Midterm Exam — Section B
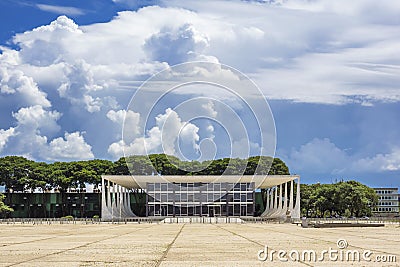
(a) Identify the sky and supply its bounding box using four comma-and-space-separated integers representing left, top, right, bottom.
0, 0, 399, 187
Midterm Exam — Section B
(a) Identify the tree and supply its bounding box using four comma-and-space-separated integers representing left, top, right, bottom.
0, 194, 13, 217
0, 156, 38, 192
300, 181, 378, 217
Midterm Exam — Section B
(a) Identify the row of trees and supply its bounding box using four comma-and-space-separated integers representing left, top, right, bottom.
0, 155, 379, 218
0, 154, 289, 193
300, 181, 378, 218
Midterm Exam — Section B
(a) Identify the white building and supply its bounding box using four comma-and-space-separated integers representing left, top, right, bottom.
101, 175, 300, 220
373, 188, 399, 216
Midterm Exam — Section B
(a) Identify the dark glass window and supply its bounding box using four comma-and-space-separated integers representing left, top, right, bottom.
148, 184, 155, 191
247, 193, 253, 200
161, 183, 167, 191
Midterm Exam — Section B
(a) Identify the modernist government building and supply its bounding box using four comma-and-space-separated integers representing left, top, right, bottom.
101, 175, 300, 220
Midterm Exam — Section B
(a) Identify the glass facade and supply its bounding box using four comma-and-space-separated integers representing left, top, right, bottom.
146, 182, 255, 217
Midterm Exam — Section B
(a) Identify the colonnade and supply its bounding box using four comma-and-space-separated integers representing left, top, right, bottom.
261, 178, 300, 219
101, 177, 136, 220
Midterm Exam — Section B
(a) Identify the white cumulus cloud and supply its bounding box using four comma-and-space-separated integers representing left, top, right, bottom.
46, 132, 94, 161
107, 108, 200, 159
0, 105, 94, 161
1, 1, 400, 162
0, 128, 15, 152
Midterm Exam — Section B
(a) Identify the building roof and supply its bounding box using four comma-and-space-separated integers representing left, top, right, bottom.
101, 175, 300, 189
373, 188, 399, 190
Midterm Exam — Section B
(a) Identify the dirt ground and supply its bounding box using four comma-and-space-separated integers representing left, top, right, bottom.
0, 222, 399, 266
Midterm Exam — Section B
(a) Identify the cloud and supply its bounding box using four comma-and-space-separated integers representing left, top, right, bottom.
167, 0, 400, 105
0, 105, 94, 161
0, 62, 51, 108
0, 128, 15, 152
36, 4, 85, 16
12, 105, 61, 135
284, 138, 400, 174
286, 138, 349, 174
201, 101, 218, 118
144, 23, 209, 65
46, 132, 94, 161
107, 108, 200, 159
1, 1, 400, 162
232, 137, 261, 158
353, 148, 400, 172
107, 109, 141, 141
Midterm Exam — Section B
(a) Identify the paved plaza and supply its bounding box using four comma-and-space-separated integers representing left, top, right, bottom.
0, 222, 399, 266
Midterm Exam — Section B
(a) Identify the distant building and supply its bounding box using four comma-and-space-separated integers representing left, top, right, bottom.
372, 188, 399, 217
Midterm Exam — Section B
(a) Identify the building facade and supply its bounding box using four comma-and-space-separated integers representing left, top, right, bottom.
147, 182, 255, 217
101, 175, 301, 220
373, 188, 400, 217
3, 193, 101, 218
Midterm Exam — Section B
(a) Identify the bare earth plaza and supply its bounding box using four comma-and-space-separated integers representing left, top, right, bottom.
0, 222, 399, 266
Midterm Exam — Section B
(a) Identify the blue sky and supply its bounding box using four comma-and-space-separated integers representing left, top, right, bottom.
0, 0, 399, 187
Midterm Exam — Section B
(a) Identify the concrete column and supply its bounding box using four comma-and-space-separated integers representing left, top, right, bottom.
101, 177, 106, 219
284, 181, 288, 211
278, 184, 283, 210
289, 180, 294, 211
101, 177, 114, 220
127, 189, 134, 216
293, 177, 301, 219
118, 185, 122, 218
122, 186, 127, 217
112, 182, 117, 217
107, 180, 111, 208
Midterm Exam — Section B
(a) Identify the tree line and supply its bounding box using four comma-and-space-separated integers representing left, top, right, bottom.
0, 154, 379, 218
300, 181, 378, 218
0, 154, 289, 193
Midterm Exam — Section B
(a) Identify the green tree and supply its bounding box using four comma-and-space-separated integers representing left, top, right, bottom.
0, 156, 37, 192
0, 194, 13, 217
300, 181, 378, 217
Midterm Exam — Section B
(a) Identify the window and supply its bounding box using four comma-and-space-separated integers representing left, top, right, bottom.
181, 194, 187, 202
167, 183, 174, 191
214, 183, 221, 191
161, 183, 167, 191
241, 184, 247, 191
148, 184, 155, 191
248, 183, 253, 190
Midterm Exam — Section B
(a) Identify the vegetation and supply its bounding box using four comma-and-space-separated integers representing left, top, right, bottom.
0, 155, 287, 192
0, 155, 379, 218
0, 194, 13, 216
301, 181, 378, 218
